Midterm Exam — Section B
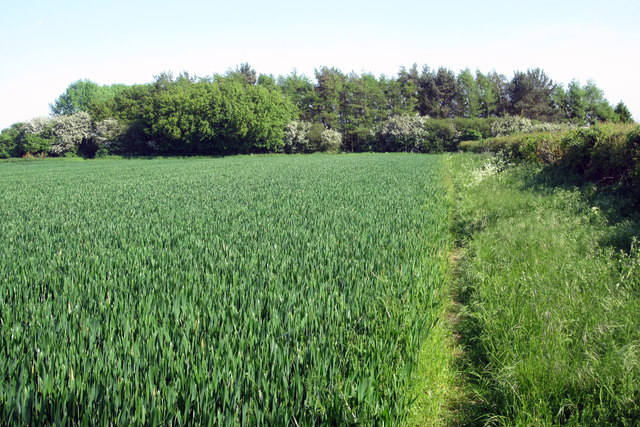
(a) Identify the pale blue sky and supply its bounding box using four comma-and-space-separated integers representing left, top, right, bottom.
2, 0, 639, 129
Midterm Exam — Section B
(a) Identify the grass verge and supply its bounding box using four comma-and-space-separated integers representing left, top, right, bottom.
448, 153, 640, 425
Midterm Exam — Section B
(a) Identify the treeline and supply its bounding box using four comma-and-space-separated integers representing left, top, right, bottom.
0, 64, 634, 158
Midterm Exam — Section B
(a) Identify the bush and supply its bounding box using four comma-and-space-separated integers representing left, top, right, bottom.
283, 120, 312, 153
319, 128, 342, 152
628, 127, 640, 198
452, 117, 495, 139
460, 131, 566, 163
18, 118, 56, 155
22, 134, 54, 155
0, 125, 23, 158
371, 115, 430, 152
94, 118, 127, 155
464, 123, 640, 202
50, 112, 94, 157
582, 124, 631, 183
460, 129, 482, 142
422, 119, 460, 152
284, 121, 343, 153
491, 115, 533, 137
491, 115, 576, 138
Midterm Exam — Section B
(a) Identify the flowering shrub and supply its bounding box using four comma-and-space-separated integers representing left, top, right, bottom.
491, 115, 576, 137
319, 128, 342, 152
16, 113, 127, 157
283, 120, 312, 153
50, 112, 93, 155
370, 115, 429, 152
284, 121, 343, 153
19, 117, 55, 155
491, 116, 534, 137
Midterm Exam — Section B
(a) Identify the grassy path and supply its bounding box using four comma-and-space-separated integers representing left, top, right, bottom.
445, 154, 640, 425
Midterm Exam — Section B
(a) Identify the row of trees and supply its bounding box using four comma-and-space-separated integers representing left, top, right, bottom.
283, 65, 631, 127
0, 64, 634, 158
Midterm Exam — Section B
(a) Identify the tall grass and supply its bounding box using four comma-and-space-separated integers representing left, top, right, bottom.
0, 154, 450, 424
449, 154, 640, 425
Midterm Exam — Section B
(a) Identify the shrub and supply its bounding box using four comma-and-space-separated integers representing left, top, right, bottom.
627, 126, 640, 197
371, 115, 429, 152
284, 121, 343, 153
491, 115, 533, 137
491, 116, 576, 138
452, 117, 495, 139
582, 124, 632, 183
306, 122, 326, 151
0, 124, 23, 158
283, 120, 312, 153
49, 112, 93, 156
319, 128, 342, 152
460, 129, 482, 142
529, 121, 576, 134
422, 119, 461, 152
18, 117, 56, 155
557, 127, 603, 175
461, 132, 564, 163
94, 118, 127, 155
22, 134, 54, 155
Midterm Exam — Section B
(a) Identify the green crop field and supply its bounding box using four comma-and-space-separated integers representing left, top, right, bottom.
0, 154, 451, 425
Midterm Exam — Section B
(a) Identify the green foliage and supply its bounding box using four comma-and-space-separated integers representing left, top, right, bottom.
50, 79, 127, 117
94, 118, 127, 154
565, 79, 588, 123
490, 115, 575, 138
461, 123, 640, 203
21, 133, 53, 155
0, 124, 22, 158
226, 62, 258, 85
451, 117, 495, 139
614, 101, 634, 124
421, 119, 461, 152
215, 79, 296, 153
313, 67, 346, 129
142, 77, 223, 154
391, 65, 420, 115
460, 129, 482, 141
0, 64, 623, 159
135, 76, 296, 154
559, 124, 638, 184
370, 115, 430, 152
491, 115, 534, 136
508, 68, 556, 121
457, 68, 481, 118
276, 72, 317, 121
306, 122, 326, 150
318, 128, 342, 152
283, 121, 343, 153
418, 67, 461, 118
17, 117, 56, 156
583, 80, 615, 124
13, 113, 125, 158
0, 154, 450, 424
368, 117, 495, 153
475, 70, 500, 118
449, 154, 640, 424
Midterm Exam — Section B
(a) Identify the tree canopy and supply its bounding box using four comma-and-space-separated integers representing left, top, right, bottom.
0, 63, 632, 158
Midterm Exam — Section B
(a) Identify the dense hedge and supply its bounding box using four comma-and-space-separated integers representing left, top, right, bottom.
460, 123, 640, 200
